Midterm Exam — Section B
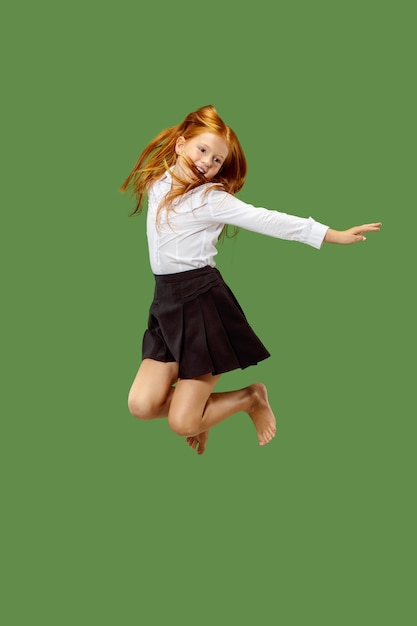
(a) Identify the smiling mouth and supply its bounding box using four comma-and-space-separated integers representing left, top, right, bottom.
196, 166, 207, 175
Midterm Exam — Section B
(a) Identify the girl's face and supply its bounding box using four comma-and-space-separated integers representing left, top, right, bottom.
174, 132, 228, 182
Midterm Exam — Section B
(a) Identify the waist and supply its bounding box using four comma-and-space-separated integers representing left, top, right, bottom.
154, 265, 220, 284
152, 266, 224, 304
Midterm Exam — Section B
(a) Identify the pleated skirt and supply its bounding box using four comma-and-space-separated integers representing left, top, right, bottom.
142, 266, 271, 379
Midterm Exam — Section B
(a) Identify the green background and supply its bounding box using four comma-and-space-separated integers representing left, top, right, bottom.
2, 1, 415, 624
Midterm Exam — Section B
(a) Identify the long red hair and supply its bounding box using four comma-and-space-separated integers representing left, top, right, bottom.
120, 105, 247, 219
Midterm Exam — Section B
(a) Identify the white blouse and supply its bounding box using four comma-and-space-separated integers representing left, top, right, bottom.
146, 171, 329, 275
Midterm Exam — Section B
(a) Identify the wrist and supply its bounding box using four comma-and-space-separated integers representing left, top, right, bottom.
323, 228, 340, 244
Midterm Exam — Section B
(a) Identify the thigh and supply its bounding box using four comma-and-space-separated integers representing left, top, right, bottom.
128, 358, 179, 412
168, 373, 221, 431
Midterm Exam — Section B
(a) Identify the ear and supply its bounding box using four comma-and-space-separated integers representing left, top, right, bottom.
175, 136, 185, 155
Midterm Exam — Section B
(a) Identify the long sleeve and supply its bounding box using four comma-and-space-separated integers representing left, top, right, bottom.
207, 188, 328, 249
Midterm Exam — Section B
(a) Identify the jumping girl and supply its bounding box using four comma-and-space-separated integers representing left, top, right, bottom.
121, 105, 381, 455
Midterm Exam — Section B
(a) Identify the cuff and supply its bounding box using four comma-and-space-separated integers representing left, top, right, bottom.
302, 218, 329, 249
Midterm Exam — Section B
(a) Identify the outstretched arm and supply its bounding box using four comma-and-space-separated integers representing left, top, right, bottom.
324, 223, 382, 245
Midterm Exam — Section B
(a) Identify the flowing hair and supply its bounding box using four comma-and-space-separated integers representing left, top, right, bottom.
120, 105, 247, 233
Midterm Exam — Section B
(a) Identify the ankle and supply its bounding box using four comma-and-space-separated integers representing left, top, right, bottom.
246, 383, 266, 411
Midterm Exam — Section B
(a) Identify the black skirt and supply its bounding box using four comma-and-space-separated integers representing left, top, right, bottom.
142, 266, 271, 379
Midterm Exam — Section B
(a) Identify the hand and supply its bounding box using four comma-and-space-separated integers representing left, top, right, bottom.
324, 222, 382, 245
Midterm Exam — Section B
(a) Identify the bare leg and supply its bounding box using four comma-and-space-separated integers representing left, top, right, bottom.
169, 376, 276, 449
128, 360, 276, 453
127, 358, 179, 420
128, 359, 214, 454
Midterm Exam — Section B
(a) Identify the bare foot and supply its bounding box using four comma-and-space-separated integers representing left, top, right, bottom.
186, 430, 209, 455
247, 383, 276, 446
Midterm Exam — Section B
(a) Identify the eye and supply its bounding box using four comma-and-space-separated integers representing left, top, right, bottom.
198, 147, 206, 153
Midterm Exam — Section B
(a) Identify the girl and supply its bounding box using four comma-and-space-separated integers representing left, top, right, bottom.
121, 105, 381, 455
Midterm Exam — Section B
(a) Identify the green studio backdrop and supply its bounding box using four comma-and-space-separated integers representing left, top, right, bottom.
1, 1, 415, 625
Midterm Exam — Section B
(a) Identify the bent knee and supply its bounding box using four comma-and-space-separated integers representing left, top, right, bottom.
128, 393, 155, 421
168, 412, 199, 437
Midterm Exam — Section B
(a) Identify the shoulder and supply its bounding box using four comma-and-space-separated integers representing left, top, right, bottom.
180, 182, 227, 207
201, 184, 233, 205
203, 186, 246, 214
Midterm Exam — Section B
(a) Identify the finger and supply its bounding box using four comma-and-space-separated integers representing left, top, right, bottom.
351, 224, 381, 238
358, 223, 382, 232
